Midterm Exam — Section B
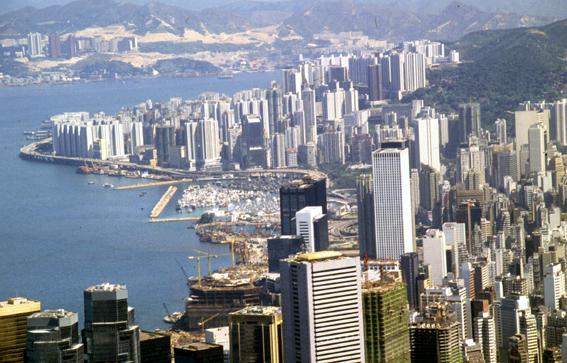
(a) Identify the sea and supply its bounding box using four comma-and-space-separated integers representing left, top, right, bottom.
0, 71, 279, 329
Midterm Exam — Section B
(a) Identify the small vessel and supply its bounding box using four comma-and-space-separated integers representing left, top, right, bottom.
163, 312, 183, 324
217, 72, 234, 79
103, 183, 114, 188
88, 181, 95, 185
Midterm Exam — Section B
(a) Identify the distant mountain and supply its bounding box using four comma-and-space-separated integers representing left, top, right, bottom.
0, 0, 557, 42
408, 18, 567, 125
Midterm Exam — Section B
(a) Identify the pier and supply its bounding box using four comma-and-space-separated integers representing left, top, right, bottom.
114, 179, 192, 190
149, 186, 178, 218
149, 216, 200, 223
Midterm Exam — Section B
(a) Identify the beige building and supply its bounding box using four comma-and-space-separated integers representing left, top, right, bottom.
0, 297, 41, 362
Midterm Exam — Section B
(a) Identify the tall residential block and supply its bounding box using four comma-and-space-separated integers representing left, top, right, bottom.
0, 297, 41, 363
280, 251, 365, 362
82, 283, 140, 363
229, 306, 283, 363
372, 147, 414, 260
26, 309, 84, 363
362, 282, 411, 363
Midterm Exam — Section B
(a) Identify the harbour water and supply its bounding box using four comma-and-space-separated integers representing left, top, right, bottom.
0, 72, 278, 329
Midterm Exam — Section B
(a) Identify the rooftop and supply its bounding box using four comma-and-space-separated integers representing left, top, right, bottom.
295, 250, 343, 262
29, 309, 75, 319
85, 282, 127, 292
231, 305, 281, 317
0, 297, 41, 317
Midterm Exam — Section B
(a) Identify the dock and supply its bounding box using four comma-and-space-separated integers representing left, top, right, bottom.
149, 216, 200, 223
114, 179, 192, 190
149, 186, 178, 218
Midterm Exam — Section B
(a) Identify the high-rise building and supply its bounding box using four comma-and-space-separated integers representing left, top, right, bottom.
419, 165, 440, 211
527, 123, 547, 175
495, 118, 507, 144
400, 252, 420, 309
267, 235, 304, 273
140, 331, 171, 363
496, 295, 530, 353
0, 297, 41, 363
362, 282, 411, 363
519, 311, 540, 363
301, 88, 317, 145
26, 309, 84, 363
82, 283, 140, 363
473, 312, 497, 363
241, 114, 270, 169
412, 116, 441, 172
458, 102, 481, 143
174, 343, 224, 363
317, 129, 345, 164
229, 306, 283, 363
372, 147, 414, 260
410, 314, 462, 363
48, 33, 61, 58
422, 229, 447, 286
544, 263, 565, 311
279, 176, 327, 236
367, 64, 383, 101
357, 174, 376, 258
514, 106, 550, 149
280, 251, 365, 362
295, 206, 328, 252
27, 32, 43, 57
551, 99, 567, 145
271, 133, 287, 168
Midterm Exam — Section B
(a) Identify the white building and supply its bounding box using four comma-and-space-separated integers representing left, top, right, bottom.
422, 229, 447, 286
295, 206, 324, 253
473, 312, 497, 363
280, 251, 365, 363
528, 123, 547, 175
412, 116, 440, 172
544, 263, 565, 310
372, 147, 414, 260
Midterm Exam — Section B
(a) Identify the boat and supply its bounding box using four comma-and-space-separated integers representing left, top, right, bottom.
217, 72, 234, 79
163, 312, 183, 324
103, 183, 114, 188
88, 181, 95, 185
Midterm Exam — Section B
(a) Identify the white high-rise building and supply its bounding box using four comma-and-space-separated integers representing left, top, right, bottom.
295, 206, 324, 253
130, 122, 144, 154
280, 251, 365, 363
185, 121, 199, 170
473, 312, 497, 363
544, 263, 565, 311
422, 229, 447, 286
443, 222, 467, 275
495, 118, 507, 144
412, 116, 440, 172
551, 99, 567, 145
345, 87, 359, 114
27, 32, 43, 57
198, 118, 221, 167
372, 147, 414, 260
301, 88, 317, 145
322, 89, 345, 121
271, 133, 286, 168
528, 123, 547, 175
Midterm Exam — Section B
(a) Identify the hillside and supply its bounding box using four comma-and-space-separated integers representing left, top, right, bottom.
0, 0, 556, 42
407, 18, 567, 127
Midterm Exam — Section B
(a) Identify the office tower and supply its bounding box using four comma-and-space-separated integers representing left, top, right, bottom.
544, 263, 565, 311
282, 69, 302, 94
528, 123, 547, 175
27, 32, 43, 57
48, 33, 61, 58
412, 116, 441, 172
514, 107, 550, 149
301, 88, 317, 145
280, 252, 365, 362
82, 283, 140, 363
551, 99, 567, 145
410, 168, 420, 215
473, 312, 497, 363
409, 315, 462, 363
155, 125, 176, 165
459, 102, 481, 143
458, 138, 485, 187
362, 282, 411, 363
140, 331, 171, 363
185, 121, 199, 170
345, 87, 359, 114
0, 297, 41, 363
267, 235, 304, 273
267, 87, 283, 134
279, 176, 327, 236
357, 174, 376, 258
271, 133, 286, 168
174, 344, 224, 363
328, 65, 348, 83
372, 147, 414, 260
197, 118, 221, 168
367, 64, 383, 101
298, 142, 317, 168
496, 295, 530, 352
519, 312, 540, 363
508, 334, 529, 362
400, 252, 419, 309
422, 229, 447, 286
419, 165, 440, 211
495, 118, 507, 144
317, 130, 345, 164
229, 306, 283, 363
26, 309, 83, 363
295, 206, 328, 252
497, 150, 519, 188
241, 114, 270, 169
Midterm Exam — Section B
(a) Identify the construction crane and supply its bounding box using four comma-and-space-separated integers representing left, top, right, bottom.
198, 313, 220, 335
193, 249, 220, 276
187, 255, 203, 288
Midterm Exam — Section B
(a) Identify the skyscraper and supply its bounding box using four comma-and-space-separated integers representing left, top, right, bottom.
473, 312, 497, 363
412, 116, 441, 172
410, 314, 462, 363
295, 206, 328, 252
26, 309, 84, 363
458, 102, 481, 143
27, 32, 43, 57
229, 306, 283, 363
357, 174, 376, 258
422, 229, 448, 286
362, 282, 411, 363
527, 123, 547, 175
82, 283, 140, 363
400, 252, 420, 309
372, 147, 414, 260
544, 263, 565, 311
301, 88, 317, 145
280, 251, 365, 362
367, 64, 383, 101
279, 176, 327, 236
0, 297, 41, 363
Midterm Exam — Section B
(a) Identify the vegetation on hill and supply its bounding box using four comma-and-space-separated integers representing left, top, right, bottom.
405, 18, 567, 128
